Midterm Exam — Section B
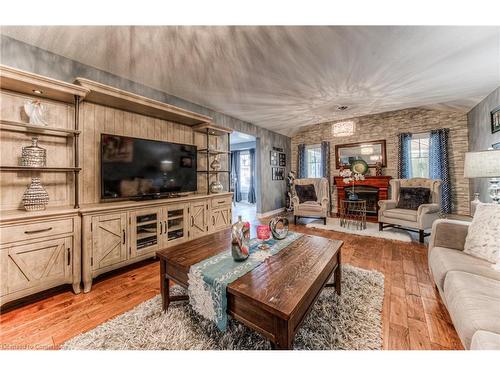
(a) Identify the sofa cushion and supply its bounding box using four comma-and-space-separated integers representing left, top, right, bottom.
429, 246, 500, 292
471, 330, 500, 350
298, 201, 323, 213
443, 271, 500, 349
295, 184, 317, 204
382, 208, 418, 222
464, 203, 500, 265
396, 187, 431, 210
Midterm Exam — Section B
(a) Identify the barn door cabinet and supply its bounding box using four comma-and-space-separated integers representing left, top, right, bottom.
80, 193, 232, 292
0, 212, 81, 306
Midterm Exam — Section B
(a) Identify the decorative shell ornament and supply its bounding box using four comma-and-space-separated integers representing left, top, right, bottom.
24, 100, 48, 126
269, 216, 289, 240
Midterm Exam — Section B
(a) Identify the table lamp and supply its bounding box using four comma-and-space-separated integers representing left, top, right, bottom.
464, 149, 500, 204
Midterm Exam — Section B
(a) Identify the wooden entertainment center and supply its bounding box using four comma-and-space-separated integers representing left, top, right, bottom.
0, 65, 233, 305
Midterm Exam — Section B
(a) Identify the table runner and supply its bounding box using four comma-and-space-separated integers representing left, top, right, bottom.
187, 231, 303, 331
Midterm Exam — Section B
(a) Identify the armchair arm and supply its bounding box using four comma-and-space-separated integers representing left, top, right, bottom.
378, 200, 397, 211
417, 203, 440, 217
429, 219, 470, 252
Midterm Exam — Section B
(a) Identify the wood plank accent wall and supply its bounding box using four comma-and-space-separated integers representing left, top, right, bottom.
78, 102, 229, 205
0, 90, 75, 210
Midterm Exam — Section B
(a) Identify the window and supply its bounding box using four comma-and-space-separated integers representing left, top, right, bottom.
239, 151, 251, 193
306, 145, 322, 178
410, 133, 430, 178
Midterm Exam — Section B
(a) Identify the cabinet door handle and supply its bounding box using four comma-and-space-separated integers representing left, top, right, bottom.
164, 221, 168, 235
122, 229, 126, 244
191, 217, 194, 226
218, 200, 225, 204
67, 248, 71, 266
24, 227, 52, 234
159, 221, 163, 235
212, 216, 215, 225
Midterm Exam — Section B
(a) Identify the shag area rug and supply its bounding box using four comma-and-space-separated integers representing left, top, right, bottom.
306, 218, 414, 242
62, 264, 384, 350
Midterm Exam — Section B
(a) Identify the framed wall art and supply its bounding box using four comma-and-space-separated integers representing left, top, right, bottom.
279, 152, 286, 166
270, 150, 278, 166
491, 105, 500, 134
272, 167, 285, 180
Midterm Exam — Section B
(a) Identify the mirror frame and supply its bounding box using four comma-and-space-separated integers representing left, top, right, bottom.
334, 139, 387, 169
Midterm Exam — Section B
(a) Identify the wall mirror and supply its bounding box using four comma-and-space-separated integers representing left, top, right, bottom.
335, 139, 387, 169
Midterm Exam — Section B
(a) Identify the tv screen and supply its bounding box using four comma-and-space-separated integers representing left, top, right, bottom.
101, 134, 197, 199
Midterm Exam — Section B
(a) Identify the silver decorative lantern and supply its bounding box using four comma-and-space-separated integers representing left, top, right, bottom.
21, 137, 46, 167
22, 177, 49, 211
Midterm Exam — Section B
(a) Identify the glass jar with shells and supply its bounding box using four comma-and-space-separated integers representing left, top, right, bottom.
21, 136, 47, 167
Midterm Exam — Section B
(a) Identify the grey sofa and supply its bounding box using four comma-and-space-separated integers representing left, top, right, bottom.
428, 219, 500, 350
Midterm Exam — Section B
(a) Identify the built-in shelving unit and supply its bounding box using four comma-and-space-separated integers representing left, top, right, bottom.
0, 64, 89, 103
0, 120, 81, 137
74, 78, 213, 126
0, 166, 82, 172
0, 65, 89, 209
194, 123, 232, 195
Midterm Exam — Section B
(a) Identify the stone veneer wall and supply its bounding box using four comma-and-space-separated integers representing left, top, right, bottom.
291, 107, 470, 215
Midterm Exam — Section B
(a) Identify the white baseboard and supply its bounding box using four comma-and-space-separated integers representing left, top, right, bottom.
256, 207, 286, 219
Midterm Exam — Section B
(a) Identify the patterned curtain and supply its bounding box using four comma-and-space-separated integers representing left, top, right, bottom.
321, 141, 331, 211
297, 144, 307, 178
430, 128, 451, 214
231, 151, 242, 202
247, 148, 256, 204
397, 133, 413, 179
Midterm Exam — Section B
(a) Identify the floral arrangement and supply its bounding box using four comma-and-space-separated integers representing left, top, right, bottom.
340, 169, 365, 199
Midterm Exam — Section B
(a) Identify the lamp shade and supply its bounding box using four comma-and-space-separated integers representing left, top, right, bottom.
464, 150, 500, 178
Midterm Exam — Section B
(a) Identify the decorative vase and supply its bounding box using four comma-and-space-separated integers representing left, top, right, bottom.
269, 216, 289, 240
22, 177, 49, 211
231, 216, 250, 261
210, 155, 221, 171
209, 180, 223, 193
21, 137, 47, 167
470, 193, 481, 216
24, 100, 48, 126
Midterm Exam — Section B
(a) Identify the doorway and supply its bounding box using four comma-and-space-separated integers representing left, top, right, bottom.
230, 131, 257, 221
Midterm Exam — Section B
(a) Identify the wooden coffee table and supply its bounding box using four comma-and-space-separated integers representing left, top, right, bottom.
156, 229, 342, 349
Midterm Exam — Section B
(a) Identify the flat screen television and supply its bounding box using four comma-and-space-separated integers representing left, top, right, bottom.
101, 134, 197, 200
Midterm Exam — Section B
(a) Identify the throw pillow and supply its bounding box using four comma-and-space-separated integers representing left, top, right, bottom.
464, 203, 500, 265
396, 187, 431, 210
295, 184, 318, 203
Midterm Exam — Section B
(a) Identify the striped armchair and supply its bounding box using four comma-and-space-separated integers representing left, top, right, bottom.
292, 178, 329, 225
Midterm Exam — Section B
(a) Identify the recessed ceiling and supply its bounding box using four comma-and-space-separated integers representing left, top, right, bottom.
1, 26, 499, 136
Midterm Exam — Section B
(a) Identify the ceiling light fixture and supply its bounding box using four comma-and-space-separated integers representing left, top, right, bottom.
32, 89, 43, 95
332, 121, 355, 137
336, 105, 349, 111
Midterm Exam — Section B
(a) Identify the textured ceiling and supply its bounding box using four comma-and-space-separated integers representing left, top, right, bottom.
1, 26, 499, 136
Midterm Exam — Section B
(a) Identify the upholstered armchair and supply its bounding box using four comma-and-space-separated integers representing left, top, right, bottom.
292, 178, 329, 225
378, 178, 442, 242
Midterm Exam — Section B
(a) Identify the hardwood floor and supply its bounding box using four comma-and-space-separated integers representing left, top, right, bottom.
0, 213, 463, 350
